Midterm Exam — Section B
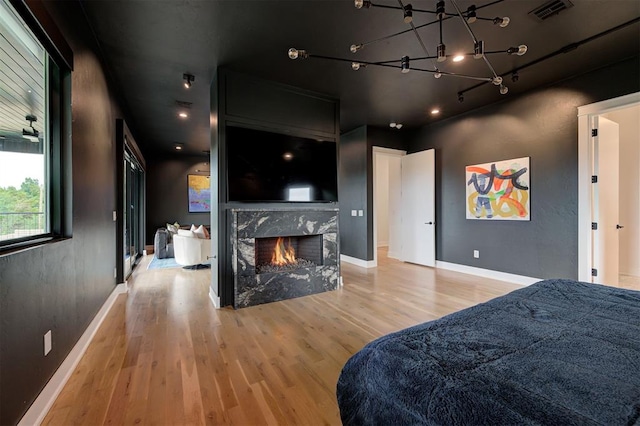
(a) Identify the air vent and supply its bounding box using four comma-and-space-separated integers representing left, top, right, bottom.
529, 0, 573, 21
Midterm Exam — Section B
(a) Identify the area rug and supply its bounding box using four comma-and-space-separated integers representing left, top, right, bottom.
147, 256, 211, 270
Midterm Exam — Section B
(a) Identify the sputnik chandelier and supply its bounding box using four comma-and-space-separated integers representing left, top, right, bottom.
288, 0, 528, 98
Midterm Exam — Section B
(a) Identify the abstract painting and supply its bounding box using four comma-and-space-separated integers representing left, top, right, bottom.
187, 175, 211, 213
466, 157, 530, 220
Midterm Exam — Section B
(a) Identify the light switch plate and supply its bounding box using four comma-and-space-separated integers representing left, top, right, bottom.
473, 250, 480, 258
44, 330, 52, 356
351, 210, 357, 216
358, 210, 364, 217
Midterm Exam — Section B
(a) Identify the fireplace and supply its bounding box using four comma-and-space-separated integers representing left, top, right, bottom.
255, 235, 323, 274
231, 209, 340, 308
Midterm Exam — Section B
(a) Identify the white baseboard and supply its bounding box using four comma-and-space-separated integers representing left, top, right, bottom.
436, 261, 541, 286
209, 287, 220, 309
340, 254, 377, 268
18, 283, 128, 426
387, 250, 400, 260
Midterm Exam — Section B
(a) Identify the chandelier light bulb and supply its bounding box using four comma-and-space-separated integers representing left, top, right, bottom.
351, 62, 361, 70
403, 4, 413, 24
354, 0, 363, 8
494, 16, 510, 27
434, 72, 442, 79
466, 5, 477, 23
395, 124, 403, 129
517, 44, 528, 56
499, 84, 509, 95
452, 54, 465, 62
492, 76, 503, 85
350, 44, 363, 53
288, 48, 299, 59
401, 56, 410, 73
390, 122, 397, 128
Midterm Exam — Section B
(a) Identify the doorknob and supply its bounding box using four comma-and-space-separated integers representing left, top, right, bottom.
616, 224, 624, 229
425, 221, 434, 225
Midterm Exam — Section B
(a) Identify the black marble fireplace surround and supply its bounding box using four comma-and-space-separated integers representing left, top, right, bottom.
231, 209, 340, 308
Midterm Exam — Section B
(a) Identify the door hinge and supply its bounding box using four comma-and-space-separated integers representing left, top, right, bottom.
591, 268, 598, 277
591, 175, 597, 183
591, 222, 597, 230
591, 129, 598, 137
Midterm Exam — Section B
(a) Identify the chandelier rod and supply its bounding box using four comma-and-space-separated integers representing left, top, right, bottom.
396, 0, 438, 71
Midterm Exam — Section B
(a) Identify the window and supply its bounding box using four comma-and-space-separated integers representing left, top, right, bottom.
0, 0, 70, 249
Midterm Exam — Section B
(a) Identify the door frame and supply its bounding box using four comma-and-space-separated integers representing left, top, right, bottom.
372, 146, 406, 265
577, 92, 640, 282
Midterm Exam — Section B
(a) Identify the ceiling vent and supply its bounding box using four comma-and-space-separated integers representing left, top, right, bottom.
529, 0, 573, 21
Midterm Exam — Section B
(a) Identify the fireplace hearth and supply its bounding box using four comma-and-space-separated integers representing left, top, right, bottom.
231, 209, 339, 308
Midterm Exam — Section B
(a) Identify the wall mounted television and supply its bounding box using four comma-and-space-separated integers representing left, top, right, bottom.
227, 125, 338, 202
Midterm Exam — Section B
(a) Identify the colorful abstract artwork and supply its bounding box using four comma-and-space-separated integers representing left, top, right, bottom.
188, 175, 211, 213
466, 157, 530, 221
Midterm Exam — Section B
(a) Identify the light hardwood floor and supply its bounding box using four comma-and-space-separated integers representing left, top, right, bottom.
42, 251, 580, 425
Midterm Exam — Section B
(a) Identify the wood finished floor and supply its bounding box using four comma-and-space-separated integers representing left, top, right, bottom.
43, 250, 633, 425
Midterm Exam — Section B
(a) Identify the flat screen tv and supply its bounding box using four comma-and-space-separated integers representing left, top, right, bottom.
227, 126, 338, 202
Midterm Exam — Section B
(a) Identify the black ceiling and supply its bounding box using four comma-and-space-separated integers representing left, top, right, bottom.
76, 0, 640, 157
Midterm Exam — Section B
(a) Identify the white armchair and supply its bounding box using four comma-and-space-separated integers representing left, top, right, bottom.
173, 233, 212, 269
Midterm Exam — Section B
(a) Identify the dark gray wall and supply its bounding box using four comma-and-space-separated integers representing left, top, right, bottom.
0, 1, 133, 424
145, 155, 210, 245
212, 69, 340, 306
409, 57, 640, 279
339, 126, 368, 260
339, 126, 409, 261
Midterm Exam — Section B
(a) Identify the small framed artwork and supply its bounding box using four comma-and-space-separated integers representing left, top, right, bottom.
465, 157, 530, 220
187, 174, 211, 213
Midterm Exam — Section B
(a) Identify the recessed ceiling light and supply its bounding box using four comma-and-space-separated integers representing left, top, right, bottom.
283, 152, 293, 160
175, 143, 184, 150
178, 112, 188, 118
452, 55, 465, 62
431, 109, 440, 115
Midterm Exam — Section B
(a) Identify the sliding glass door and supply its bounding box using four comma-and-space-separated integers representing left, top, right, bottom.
124, 148, 144, 278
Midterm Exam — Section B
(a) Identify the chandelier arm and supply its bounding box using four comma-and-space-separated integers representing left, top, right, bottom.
358, 27, 415, 50
396, 0, 438, 71
411, 68, 493, 82
310, 54, 401, 70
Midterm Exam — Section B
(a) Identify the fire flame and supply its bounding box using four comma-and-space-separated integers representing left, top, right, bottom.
271, 237, 296, 266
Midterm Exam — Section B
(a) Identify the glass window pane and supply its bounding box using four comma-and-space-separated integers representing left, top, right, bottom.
0, 0, 48, 242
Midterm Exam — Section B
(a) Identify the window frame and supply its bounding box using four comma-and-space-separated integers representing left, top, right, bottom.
0, 0, 72, 253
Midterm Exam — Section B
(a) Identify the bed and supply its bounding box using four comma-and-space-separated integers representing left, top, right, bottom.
337, 279, 640, 425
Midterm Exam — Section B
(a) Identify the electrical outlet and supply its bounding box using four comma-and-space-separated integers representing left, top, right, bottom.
351, 210, 357, 217
358, 210, 364, 217
473, 250, 480, 259
44, 330, 52, 356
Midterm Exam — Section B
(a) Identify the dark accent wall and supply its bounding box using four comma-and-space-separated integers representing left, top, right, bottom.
212, 68, 340, 307
409, 57, 640, 279
339, 126, 409, 261
145, 155, 210, 245
0, 2, 137, 424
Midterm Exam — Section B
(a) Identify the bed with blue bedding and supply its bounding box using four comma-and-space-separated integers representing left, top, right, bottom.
337, 279, 640, 425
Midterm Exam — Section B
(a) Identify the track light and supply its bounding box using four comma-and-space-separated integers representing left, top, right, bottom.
403, 4, 413, 24
288, 48, 308, 59
437, 44, 446, 62
511, 71, 519, 83
466, 5, 477, 23
458, 92, 464, 103
493, 16, 510, 27
401, 56, 410, 73
499, 84, 509, 95
354, 0, 371, 9
474, 40, 484, 59
183, 73, 194, 88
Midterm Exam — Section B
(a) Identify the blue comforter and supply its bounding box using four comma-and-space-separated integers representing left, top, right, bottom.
337, 279, 640, 425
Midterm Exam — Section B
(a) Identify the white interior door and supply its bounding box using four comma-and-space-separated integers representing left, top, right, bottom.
400, 149, 435, 267
593, 116, 620, 285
